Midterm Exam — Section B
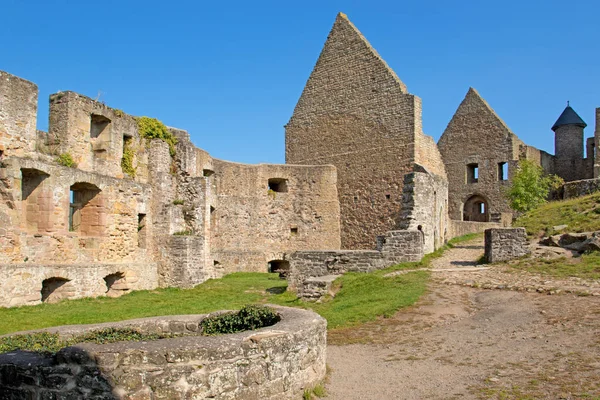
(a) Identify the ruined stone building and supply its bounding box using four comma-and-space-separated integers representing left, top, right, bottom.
1, 12, 597, 307
438, 89, 599, 222
286, 13, 449, 252
0, 72, 342, 307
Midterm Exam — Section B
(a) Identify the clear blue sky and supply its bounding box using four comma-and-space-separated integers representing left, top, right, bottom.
2, 0, 599, 163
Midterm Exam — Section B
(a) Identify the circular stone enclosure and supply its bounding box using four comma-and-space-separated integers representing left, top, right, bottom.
0, 306, 327, 400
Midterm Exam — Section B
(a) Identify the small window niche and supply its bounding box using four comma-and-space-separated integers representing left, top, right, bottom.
498, 162, 508, 181
122, 134, 134, 176
138, 213, 147, 248
203, 169, 215, 177
290, 226, 298, 236
104, 272, 128, 297
0, 149, 4, 161
268, 178, 288, 193
41, 277, 72, 303
90, 114, 112, 153
385, 194, 391, 200
466, 163, 479, 184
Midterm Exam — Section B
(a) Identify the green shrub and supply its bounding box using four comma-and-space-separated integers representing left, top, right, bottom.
0, 328, 174, 354
56, 153, 76, 168
121, 137, 136, 177
173, 199, 184, 205
136, 116, 177, 156
506, 160, 563, 212
200, 305, 280, 335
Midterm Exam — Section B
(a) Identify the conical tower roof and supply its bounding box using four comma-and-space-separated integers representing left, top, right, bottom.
552, 104, 587, 131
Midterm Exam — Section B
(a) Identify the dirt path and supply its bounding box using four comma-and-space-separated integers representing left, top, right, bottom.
325, 239, 600, 399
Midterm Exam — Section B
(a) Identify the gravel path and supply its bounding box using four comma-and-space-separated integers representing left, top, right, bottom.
325, 238, 600, 399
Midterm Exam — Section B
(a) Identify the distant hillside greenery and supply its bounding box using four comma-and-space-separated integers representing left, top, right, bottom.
515, 192, 600, 236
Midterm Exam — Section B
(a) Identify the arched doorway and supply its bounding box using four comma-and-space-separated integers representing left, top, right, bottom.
463, 195, 489, 222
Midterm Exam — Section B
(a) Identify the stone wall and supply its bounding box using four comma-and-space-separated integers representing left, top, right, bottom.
449, 220, 502, 239
399, 171, 449, 254
211, 160, 341, 275
47, 91, 151, 182
285, 13, 436, 250
0, 71, 38, 159
563, 178, 600, 199
484, 227, 530, 263
0, 306, 327, 400
287, 230, 424, 294
0, 263, 156, 307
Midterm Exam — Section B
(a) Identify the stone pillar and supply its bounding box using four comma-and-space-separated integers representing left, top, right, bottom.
484, 227, 530, 263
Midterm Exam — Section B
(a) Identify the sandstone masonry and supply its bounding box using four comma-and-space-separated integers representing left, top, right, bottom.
484, 228, 530, 263
0, 70, 342, 307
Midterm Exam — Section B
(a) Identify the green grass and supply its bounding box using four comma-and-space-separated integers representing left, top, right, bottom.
0, 269, 428, 335
515, 192, 600, 236
0, 234, 482, 335
508, 253, 600, 280
0, 273, 286, 335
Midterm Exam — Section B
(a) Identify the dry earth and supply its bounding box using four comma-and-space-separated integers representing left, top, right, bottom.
326, 239, 600, 400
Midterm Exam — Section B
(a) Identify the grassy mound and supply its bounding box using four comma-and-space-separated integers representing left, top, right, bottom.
515, 192, 600, 236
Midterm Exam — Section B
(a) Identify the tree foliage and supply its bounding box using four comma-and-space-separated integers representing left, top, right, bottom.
506, 160, 563, 212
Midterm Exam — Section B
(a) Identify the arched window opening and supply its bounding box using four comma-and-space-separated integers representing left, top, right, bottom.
463, 195, 489, 222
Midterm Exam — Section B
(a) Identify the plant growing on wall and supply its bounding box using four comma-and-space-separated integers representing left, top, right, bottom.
121, 138, 136, 177
506, 160, 563, 212
135, 116, 177, 156
56, 153, 76, 168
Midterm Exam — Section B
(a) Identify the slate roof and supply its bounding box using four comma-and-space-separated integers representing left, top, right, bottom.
552, 105, 587, 131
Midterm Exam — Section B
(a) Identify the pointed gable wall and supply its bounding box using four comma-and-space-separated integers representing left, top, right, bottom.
285, 13, 426, 249
438, 88, 522, 220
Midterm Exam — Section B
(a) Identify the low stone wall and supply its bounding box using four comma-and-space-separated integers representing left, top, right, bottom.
449, 220, 502, 239
288, 230, 423, 298
0, 306, 326, 400
0, 262, 157, 307
484, 228, 530, 263
563, 178, 600, 199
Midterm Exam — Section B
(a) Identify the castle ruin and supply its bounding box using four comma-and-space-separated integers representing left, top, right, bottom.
1, 12, 598, 307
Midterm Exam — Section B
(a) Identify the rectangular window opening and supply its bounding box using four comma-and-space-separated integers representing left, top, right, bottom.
210, 206, 216, 228
467, 163, 479, 183
290, 227, 298, 235
385, 194, 391, 200
69, 183, 102, 236
90, 114, 112, 154
498, 162, 508, 181
203, 169, 215, 177
138, 213, 147, 248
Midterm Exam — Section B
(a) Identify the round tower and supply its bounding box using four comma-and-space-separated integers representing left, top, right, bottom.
552, 102, 586, 181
